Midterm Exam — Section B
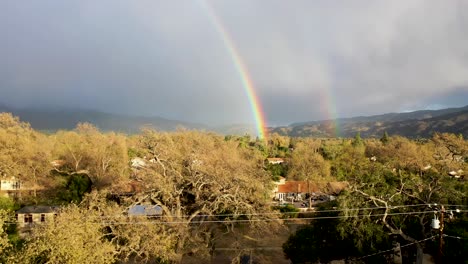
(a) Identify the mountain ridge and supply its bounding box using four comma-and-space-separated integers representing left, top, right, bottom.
1, 104, 467, 138
0, 105, 207, 133
271, 105, 468, 138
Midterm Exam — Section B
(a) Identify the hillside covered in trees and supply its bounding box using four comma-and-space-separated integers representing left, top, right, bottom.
271, 105, 468, 138
0, 112, 467, 263
2, 105, 467, 139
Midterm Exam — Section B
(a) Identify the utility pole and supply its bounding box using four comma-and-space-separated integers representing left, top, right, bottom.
437, 205, 445, 264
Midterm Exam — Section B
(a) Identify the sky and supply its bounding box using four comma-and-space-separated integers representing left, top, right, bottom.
1, 0, 468, 126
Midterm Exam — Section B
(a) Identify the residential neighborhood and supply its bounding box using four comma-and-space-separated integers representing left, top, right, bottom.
0, 113, 466, 263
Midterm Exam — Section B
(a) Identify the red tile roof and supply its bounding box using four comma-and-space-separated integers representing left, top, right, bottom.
277, 181, 347, 194
277, 181, 320, 193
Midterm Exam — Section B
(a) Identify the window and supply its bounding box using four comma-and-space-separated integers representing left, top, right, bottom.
40, 214, 45, 222
24, 214, 33, 223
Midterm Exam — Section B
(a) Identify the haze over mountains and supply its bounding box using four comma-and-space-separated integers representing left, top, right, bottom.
271, 105, 468, 138
1, 104, 467, 138
0, 104, 257, 135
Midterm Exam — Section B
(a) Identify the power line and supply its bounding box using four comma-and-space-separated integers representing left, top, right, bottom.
356, 236, 437, 260
6, 206, 466, 226
95, 210, 468, 225
94, 203, 468, 219
6, 208, 467, 226
444, 234, 468, 240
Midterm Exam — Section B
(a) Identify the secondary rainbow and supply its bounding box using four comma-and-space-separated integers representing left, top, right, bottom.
322, 87, 341, 137
200, 1, 267, 140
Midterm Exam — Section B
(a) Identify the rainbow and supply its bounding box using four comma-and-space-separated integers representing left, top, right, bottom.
200, 1, 267, 140
321, 87, 340, 137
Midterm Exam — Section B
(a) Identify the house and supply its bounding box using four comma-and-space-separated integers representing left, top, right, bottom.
131, 157, 147, 168
271, 177, 286, 198
1, 177, 21, 191
1, 177, 46, 199
16, 205, 60, 228
267, 158, 285, 165
274, 181, 320, 202
1, 177, 28, 198
273, 180, 348, 202
128, 205, 163, 217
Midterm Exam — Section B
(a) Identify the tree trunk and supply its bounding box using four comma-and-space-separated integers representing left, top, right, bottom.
416, 244, 423, 264
393, 242, 402, 264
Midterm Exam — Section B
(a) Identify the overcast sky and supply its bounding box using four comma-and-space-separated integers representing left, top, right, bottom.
1, 1, 468, 126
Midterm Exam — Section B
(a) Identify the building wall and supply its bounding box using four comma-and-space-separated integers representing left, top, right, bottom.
0, 180, 21, 191
17, 212, 56, 228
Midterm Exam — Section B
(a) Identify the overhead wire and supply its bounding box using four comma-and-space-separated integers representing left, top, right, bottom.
81, 203, 468, 219
356, 236, 437, 260
94, 210, 468, 225
443, 234, 468, 240
5, 205, 466, 226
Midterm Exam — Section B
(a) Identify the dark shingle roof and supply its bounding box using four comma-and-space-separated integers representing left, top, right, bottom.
16, 206, 60, 214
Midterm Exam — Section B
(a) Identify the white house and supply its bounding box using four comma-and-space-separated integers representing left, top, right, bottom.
267, 158, 285, 165
131, 157, 147, 168
1, 177, 21, 191
16, 206, 60, 228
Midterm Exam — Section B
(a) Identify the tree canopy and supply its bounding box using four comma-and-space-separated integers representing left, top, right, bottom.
0, 113, 466, 263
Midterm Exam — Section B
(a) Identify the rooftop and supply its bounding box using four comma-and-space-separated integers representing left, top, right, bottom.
277, 181, 320, 193
128, 205, 163, 216
17, 205, 60, 214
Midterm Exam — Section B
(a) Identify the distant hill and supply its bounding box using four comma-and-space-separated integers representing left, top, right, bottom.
270, 105, 468, 138
211, 124, 257, 137
0, 106, 207, 134
2, 105, 467, 138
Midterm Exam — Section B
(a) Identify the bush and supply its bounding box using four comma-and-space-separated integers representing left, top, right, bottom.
273, 204, 299, 218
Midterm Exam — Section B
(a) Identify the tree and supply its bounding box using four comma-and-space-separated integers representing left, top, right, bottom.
431, 133, 468, 174
366, 136, 435, 176
76, 192, 180, 263
267, 133, 291, 157
58, 174, 93, 203
288, 141, 331, 208
352, 132, 363, 147
285, 135, 468, 263
380, 131, 389, 144
337, 163, 466, 263
17, 205, 116, 264
53, 124, 129, 188
283, 203, 371, 264
332, 141, 367, 180
0, 113, 52, 198
0, 210, 12, 261
126, 130, 274, 261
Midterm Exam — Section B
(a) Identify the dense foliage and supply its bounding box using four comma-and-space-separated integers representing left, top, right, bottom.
0, 113, 466, 263
285, 133, 468, 263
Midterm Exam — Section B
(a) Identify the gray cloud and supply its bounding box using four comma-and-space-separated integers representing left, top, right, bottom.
1, 0, 467, 126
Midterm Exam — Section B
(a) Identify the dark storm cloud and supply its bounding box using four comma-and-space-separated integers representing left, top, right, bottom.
1, 1, 467, 126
